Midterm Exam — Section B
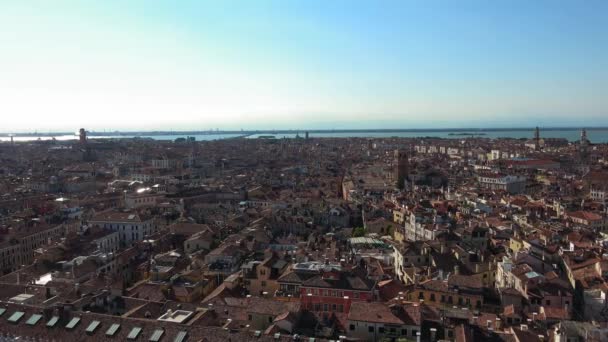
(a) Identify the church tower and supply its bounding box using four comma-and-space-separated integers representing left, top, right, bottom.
580, 128, 590, 161
394, 149, 409, 189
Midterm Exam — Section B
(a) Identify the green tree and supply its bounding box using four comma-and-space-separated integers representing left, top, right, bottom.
353, 227, 366, 237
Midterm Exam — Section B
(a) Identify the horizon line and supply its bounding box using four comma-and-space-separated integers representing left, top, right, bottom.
1, 126, 604, 136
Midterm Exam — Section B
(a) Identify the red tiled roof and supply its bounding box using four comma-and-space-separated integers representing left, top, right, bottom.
348, 302, 404, 325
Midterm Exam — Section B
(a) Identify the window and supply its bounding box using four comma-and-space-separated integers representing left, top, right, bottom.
268, 317, 272, 323
323, 304, 328, 312
412, 330, 418, 337
401, 329, 407, 336
379, 327, 385, 333
261, 281, 267, 287
339, 304, 344, 312
354, 292, 360, 299
350, 324, 355, 331
314, 304, 320, 311
368, 326, 375, 333
430, 293, 435, 301
248, 314, 252, 321
332, 304, 337, 311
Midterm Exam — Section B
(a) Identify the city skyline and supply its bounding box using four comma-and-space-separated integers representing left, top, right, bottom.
1, 0, 607, 131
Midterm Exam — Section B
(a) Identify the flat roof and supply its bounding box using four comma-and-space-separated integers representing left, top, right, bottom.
157, 310, 194, 324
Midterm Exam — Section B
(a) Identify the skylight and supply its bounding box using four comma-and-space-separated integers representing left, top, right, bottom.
149, 328, 164, 342
86, 320, 101, 333
46, 316, 59, 327
7, 311, 25, 323
65, 316, 81, 329
128, 327, 143, 340
26, 314, 43, 325
174, 331, 188, 342
106, 323, 121, 336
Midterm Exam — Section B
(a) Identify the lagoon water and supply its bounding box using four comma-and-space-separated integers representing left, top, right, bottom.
246, 129, 608, 143
2, 129, 608, 143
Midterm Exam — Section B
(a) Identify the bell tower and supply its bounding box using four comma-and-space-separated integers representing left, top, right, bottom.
394, 149, 409, 189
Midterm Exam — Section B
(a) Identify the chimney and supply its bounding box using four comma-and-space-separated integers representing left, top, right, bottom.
495, 317, 501, 330
416, 332, 421, 342
454, 265, 460, 275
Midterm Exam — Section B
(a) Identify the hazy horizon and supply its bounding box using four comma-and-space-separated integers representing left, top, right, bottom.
1, 1, 607, 131
4, 125, 608, 135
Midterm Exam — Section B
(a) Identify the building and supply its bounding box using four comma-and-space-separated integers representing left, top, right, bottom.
347, 302, 421, 342
300, 266, 376, 316
477, 173, 526, 194
0, 223, 67, 274
89, 210, 157, 246
79, 128, 87, 144
394, 149, 409, 189
590, 186, 608, 202
566, 211, 607, 231
242, 254, 289, 296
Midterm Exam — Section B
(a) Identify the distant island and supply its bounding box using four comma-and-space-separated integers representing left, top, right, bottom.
448, 132, 487, 136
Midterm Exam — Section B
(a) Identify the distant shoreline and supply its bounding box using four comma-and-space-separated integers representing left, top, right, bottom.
2, 127, 607, 137
447, 132, 487, 136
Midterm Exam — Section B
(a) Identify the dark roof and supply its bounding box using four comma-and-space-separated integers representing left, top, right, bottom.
301, 271, 375, 291
0, 301, 300, 341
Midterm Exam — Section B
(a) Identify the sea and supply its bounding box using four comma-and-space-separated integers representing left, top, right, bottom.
2, 129, 608, 143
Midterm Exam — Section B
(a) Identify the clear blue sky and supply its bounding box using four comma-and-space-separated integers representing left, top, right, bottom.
0, 0, 606, 131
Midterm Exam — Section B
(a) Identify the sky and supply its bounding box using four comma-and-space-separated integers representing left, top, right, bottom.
0, 0, 607, 132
